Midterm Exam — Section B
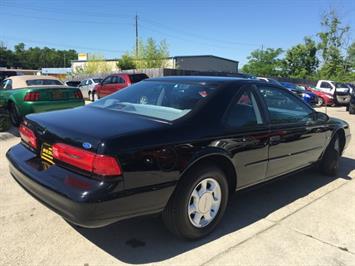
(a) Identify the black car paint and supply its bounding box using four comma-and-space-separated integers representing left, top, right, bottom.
7, 77, 351, 228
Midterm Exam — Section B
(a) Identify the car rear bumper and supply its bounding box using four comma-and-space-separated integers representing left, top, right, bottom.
7, 144, 175, 228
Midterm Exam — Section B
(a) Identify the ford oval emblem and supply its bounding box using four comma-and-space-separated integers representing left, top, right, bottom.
82, 142, 92, 149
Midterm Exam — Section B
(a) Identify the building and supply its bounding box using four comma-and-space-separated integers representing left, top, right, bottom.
71, 55, 239, 74
41, 68, 72, 80
166, 55, 239, 73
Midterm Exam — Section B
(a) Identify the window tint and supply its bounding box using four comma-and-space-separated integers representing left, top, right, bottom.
1, 80, 12, 89
225, 89, 263, 128
90, 81, 217, 121
320, 82, 331, 89
102, 76, 112, 85
112, 76, 125, 84
87, 80, 92, 85
129, 74, 148, 83
26, 79, 63, 86
258, 86, 313, 124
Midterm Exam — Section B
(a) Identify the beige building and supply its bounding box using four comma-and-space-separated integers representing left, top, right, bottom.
71, 55, 238, 74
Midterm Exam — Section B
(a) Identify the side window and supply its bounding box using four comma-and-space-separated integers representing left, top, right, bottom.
102, 76, 112, 85
320, 82, 331, 89
225, 89, 263, 128
2, 80, 12, 89
87, 80, 92, 85
117, 76, 126, 84
80, 80, 86, 86
258, 86, 313, 124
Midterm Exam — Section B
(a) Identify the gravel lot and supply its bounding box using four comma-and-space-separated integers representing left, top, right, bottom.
1, 106, 354, 266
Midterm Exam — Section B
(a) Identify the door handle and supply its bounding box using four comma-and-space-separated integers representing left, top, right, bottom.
269, 135, 281, 145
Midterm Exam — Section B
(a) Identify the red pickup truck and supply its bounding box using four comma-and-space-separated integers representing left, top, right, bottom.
94, 73, 148, 99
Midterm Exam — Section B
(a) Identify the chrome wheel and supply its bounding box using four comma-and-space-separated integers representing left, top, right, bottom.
188, 178, 222, 228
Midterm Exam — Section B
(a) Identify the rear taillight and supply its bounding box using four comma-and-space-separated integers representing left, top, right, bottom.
24, 92, 40, 101
19, 124, 37, 149
52, 143, 121, 177
74, 90, 83, 99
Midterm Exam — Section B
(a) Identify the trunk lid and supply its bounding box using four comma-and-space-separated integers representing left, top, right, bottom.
26, 106, 167, 153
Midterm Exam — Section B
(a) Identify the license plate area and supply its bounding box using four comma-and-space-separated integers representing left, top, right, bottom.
52, 91, 64, 100
41, 143, 54, 165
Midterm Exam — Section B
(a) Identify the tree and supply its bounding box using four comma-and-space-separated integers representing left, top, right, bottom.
75, 54, 113, 75
117, 53, 136, 70
135, 38, 169, 68
346, 42, 355, 69
317, 10, 350, 79
241, 48, 284, 76
282, 37, 319, 79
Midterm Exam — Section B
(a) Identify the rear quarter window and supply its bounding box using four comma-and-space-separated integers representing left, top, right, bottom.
129, 74, 148, 84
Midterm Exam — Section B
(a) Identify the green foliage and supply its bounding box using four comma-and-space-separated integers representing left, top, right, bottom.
281, 37, 319, 79
346, 42, 355, 69
74, 54, 113, 75
241, 48, 283, 77
117, 53, 136, 70
135, 38, 169, 68
0, 42, 77, 69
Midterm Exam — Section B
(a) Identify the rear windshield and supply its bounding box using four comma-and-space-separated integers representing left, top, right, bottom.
129, 74, 148, 84
93, 78, 102, 83
90, 80, 217, 121
26, 79, 63, 86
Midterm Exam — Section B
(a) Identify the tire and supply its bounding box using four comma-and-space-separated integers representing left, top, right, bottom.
8, 103, 21, 127
320, 134, 340, 176
349, 105, 355, 115
317, 97, 324, 107
0, 111, 11, 132
162, 164, 229, 240
93, 91, 99, 101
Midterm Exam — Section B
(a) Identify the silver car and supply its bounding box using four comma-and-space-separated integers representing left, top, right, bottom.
79, 78, 103, 101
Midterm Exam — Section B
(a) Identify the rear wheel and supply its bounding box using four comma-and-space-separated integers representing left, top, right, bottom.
162, 164, 229, 240
8, 103, 21, 127
320, 134, 341, 176
93, 91, 99, 101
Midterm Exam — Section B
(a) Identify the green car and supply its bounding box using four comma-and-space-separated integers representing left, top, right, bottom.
0, 75, 85, 126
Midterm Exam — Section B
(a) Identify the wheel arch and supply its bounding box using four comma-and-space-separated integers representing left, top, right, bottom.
179, 153, 237, 195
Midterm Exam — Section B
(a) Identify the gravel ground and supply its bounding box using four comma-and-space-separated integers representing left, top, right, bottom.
0, 106, 354, 266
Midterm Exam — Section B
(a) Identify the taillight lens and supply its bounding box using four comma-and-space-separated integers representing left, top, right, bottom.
24, 92, 40, 101
74, 90, 83, 99
52, 143, 121, 177
19, 124, 37, 149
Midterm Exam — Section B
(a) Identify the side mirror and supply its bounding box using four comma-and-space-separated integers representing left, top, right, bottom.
315, 111, 329, 122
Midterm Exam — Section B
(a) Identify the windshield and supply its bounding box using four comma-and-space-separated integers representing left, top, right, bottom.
26, 79, 63, 86
93, 78, 102, 84
335, 82, 348, 88
90, 80, 217, 121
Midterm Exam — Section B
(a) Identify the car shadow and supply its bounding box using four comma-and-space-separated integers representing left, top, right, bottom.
73, 157, 355, 264
0, 126, 19, 140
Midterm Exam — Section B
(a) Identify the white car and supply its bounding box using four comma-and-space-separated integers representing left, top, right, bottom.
316, 80, 350, 105
79, 78, 103, 101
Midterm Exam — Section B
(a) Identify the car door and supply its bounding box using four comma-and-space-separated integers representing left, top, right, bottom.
112, 75, 127, 93
256, 85, 328, 178
100, 76, 113, 97
220, 85, 270, 188
319, 81, 334, 95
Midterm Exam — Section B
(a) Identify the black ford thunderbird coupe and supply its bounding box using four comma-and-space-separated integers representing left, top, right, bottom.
7, 77, 351, 240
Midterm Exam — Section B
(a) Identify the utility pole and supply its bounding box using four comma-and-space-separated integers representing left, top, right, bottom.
135, 14, 139, 58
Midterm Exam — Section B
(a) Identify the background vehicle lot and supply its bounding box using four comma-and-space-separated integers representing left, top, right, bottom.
0, 107, 354, 265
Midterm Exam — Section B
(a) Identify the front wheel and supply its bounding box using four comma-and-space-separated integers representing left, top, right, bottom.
162, 164, 229, 240
316, 97, 324, 107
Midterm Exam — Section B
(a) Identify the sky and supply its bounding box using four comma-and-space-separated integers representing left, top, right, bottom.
0, 0, 354, 66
